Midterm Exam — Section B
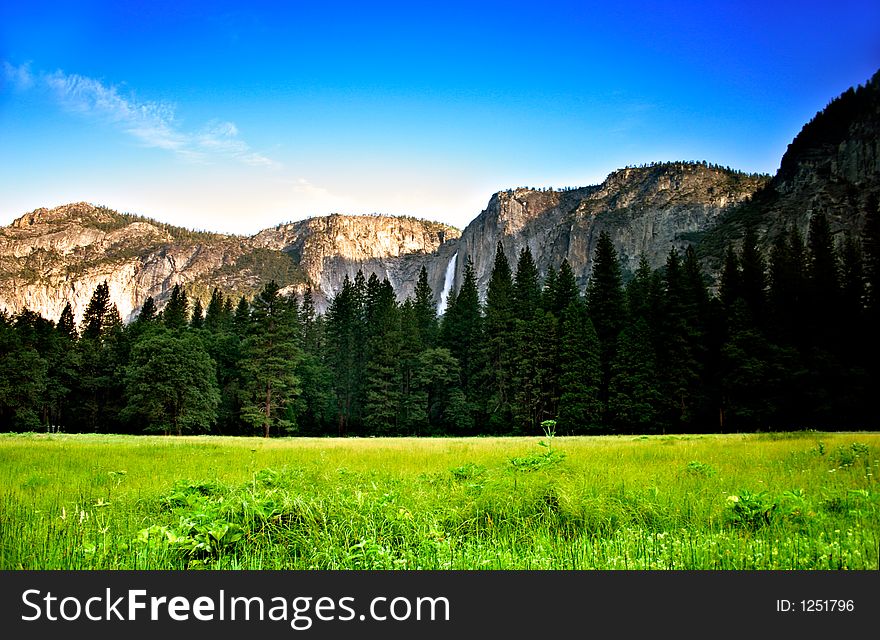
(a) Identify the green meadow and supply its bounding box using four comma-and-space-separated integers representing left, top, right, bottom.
1, 432, 878, 570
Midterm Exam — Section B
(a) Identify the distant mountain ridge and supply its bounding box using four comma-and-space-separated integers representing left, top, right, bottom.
1, 69, 877, 323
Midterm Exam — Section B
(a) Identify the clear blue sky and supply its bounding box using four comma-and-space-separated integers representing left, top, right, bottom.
1, 0, 878, 233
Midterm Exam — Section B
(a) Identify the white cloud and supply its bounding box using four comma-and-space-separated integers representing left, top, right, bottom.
2, 60, 35, 90
4, 62, 278, 168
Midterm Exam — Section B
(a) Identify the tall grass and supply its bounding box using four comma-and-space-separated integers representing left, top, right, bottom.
1, 432, 877, 569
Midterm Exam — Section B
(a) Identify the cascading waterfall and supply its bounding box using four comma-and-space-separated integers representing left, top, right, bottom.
437, 251, 458, 314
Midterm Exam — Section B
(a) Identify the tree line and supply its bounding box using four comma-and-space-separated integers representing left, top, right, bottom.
1, 208, 878, 436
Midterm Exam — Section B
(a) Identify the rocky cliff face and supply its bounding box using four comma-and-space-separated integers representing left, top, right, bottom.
698, 69, 880, 263
450, 163, 767, 296
0, 164, 761, 323
0, 203, 249, 323
0, 205, 458, 322
252, 214, 459, 309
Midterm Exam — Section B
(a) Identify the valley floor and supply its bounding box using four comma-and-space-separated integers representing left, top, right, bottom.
1, 432, 877, 569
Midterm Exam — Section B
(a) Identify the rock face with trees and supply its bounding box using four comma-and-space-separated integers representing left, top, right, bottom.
1, 201, 878, 435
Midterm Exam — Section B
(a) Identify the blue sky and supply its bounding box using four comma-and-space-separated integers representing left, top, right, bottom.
1, 1, 878, 234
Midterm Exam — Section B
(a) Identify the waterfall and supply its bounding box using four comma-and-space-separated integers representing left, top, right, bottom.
437, 251, 458, 314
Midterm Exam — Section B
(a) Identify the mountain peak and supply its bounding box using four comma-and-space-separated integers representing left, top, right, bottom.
10, 202, 116, 229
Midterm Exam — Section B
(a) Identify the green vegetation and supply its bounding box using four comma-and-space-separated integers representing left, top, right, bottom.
1, 432, 877, 570
89, 205, 237, 243
3, 207, 879, 437
214, 248, 307, 291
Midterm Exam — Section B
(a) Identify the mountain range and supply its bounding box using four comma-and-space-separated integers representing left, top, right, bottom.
1, 70, 878, 323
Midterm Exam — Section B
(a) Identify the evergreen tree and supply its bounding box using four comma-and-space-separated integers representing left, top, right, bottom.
482, 242, 516, 430
557, 302, 602, 434
655, 248, 704, 429
554, 259, 580, 318
864, 195, 880, 316
840, 234, 865, 319
71, 282, 125, 432
0, 316, 48, 430
233, 296, 251, 336
511, 308, 556, 433
50, 303, 80, 429
626, 255, 654, 323
439, 258, 483, 430
585, 231, 625, 410
541, 265, 558, 314
607, 317, 662, 433
204, 288, 227, 332
513, 246, 541, 321
201, 292, 244, 435
239, 281, 302, 437
719, 301, 791, 430
122, 328, 220, 435
415, 347, 464, 431
325, 275, 365, 435
768, 227, 807, 344
363, 278, 403, 434
719, 245, 742, 310
412, 266, 438, 347
137, 297, 158, 324
80, 281, 114, 340
398, 299, 427, 434
806, 211, 841, 340
163, 284, 189, 330
190, 298, 205, 329
57, 302, 77, 340
740, 225, 767, 324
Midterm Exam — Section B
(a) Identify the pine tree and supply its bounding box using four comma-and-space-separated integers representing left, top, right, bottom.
768, 227, 807, 344
398, 299, 428, 433
719, 301, 791, 430
204, 288, 226, 332
806, 211, 841, 341
200, 289, 244, 435
554, 259, 580, 318
541, 265, 558, 314
719, 245, 742, 311
190, 298, 205, 329
482, 242, 516, 431
326, 275, 365, 435
654, 248, 704, 429
163, 284, 189, 330
439, 257, 482, 430
71, 282, 125, 432
233, 296, 251, 336
80, 281, 114, 340
864, 195, 880, 316
840, 234, 865, 318
415, 347, 464, 431
607, 317, 662, 433
239, 281, 302, 437
0, 317, 48, 430
557, 301, 602, 434
412, 266, 438, 348
513, 246, 541, 321
585, 231, 625, 411
740, 225, 767, 324
137, 297, 158, 324
57, 302, 77, 340
363, 278, 402, 434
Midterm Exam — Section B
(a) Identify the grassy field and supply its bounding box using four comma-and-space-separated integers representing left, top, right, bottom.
1, 432, 878, 570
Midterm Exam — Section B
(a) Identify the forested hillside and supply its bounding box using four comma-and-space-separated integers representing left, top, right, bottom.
3, 203, 878, 435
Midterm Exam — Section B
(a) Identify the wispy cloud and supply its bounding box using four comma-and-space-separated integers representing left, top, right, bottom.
2, 60, 35, 90
3, 62, 278, 168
